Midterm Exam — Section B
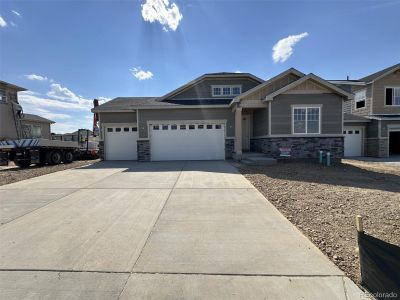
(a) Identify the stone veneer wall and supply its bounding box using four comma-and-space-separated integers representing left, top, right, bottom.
365, 138, 388, 157
225, 139, 234, 159
137, 140, 151, 161
98, 141, 104, 160
252, 137, 344, 159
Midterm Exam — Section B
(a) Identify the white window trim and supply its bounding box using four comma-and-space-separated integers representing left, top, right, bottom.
384, 86, 400, 107
0, 89, 6, 103
354, 89, 366, 110
291, 105, 321, 135
211, 85, 242, 97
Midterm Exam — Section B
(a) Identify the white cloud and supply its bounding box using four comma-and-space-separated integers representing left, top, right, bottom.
141, 0, 183, 32
10, 21, 16, 27
0, 16, 7, 28
235, 70, 242, 73
25, 74, 48, 81
97, 96, 111, 104
11, 10, 21, 17
130, 67, 154, 80
272, 32, 309, 63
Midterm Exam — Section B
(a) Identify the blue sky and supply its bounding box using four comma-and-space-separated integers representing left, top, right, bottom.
0, 0, 399, 133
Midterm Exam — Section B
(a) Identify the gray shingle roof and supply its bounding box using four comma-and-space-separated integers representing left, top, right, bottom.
359, 63, 400, 83
92, 97, 180, 112
343, 113, 370, 122
23, 113, 55, 123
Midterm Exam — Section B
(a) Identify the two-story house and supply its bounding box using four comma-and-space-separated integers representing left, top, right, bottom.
0, 80, 54, 140
331, 63, 400, 157
92, 68, 353, 161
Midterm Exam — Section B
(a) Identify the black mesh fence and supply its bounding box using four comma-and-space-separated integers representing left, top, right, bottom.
358, 231, 400, 299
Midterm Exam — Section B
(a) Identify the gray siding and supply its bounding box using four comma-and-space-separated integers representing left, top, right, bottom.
0, 88, 19, 140
372, 71, 400, 114
350, 84, 372, 117
170, 78, 260, 100
381, 120, 400, 138
100, 112, 137, 123
138, 108, 235, 138
271, 94, 343, 135
21, 120, 51, 139
252, 107, 269, 137
365, 119, 379, 138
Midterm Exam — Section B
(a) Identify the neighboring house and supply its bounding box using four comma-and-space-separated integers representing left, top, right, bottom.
0, 80, 54, 140
330, 63, 400, 157
0, 80, 26, 140
21, 114, 54, 139
92, 69, 353, 161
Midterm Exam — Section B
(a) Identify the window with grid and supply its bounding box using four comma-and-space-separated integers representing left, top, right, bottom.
0, 90, 6, 103
386, 87, 400, 105
212, 87, 221, 96
293, 107, 320, 134
222, 87, 231, 95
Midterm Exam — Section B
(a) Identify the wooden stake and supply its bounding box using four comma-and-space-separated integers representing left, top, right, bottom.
356, 215, 364, 233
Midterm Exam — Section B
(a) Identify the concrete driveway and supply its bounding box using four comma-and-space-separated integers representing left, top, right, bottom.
0, 161, 364, 299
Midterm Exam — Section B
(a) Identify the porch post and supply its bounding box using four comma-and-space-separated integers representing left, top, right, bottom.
234, 107, 243, 158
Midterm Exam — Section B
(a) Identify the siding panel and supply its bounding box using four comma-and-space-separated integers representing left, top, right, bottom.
372, 71, 400, 114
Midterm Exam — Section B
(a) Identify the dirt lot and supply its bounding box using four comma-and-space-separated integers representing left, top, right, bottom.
236, 159, 400, 284
0, 160, 99, 186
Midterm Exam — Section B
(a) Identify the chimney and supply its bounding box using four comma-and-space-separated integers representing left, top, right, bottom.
346, 75, 349, 81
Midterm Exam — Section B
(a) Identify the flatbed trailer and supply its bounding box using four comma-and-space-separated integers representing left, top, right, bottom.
0, 139, 79, 167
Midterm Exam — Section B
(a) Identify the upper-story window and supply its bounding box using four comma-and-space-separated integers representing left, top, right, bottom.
212, 85, 242, 97
385, 87, 400, 106
354, 89, 366, 109
293, 106, 321, 134
0, 89, 6, 103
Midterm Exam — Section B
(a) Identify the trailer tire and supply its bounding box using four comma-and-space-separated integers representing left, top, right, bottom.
63, 151, 74, 163
14, 159, 31, 168
46, 150, 62, 165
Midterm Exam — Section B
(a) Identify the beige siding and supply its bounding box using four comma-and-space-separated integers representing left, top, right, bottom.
252, 107, 269, 137
381, 120, 400, 138
138, 108, 235, 138
372, 70, 400, 114
100, 112, 137, 123
350, 84, 372, 117
271, 94, 343, 135
0, 87, 19, 140
170, 78, 260, 100
20, 120, 51, 139
241, 73, 300, 101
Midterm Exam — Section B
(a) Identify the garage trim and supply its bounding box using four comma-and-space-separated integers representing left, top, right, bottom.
387, 124, 400, 157
104, 122, 139, 161
343, 126, 365, 157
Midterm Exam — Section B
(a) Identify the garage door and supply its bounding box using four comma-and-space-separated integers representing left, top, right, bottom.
105, 124, 138, 160
343, 127, 362, 157
150, 122, 225, 161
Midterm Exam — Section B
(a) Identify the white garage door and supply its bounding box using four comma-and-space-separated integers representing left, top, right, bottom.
344, 127, 362, 157
150, 122, 225, 161
105, 124, 138, 160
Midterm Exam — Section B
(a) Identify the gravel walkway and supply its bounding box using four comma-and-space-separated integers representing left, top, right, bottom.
236, 159, 400, 284
0, 160, 99, 186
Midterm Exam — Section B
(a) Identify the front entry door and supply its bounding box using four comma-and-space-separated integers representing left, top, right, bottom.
242, 115, 250, 151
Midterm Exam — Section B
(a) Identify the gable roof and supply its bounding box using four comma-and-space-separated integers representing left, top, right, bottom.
23, 113, 55, 124
359, 63, 400, 83
158, 72, 264, 101
264, 73, 354, 101
0, 80, 27, 92
231, 68, 305, 104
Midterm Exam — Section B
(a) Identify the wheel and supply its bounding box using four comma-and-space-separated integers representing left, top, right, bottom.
14, 159, 31, 168
45, 150, 62, 165
63, 151, 74, 163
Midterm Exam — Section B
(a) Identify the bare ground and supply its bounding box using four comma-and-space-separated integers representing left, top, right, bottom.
0, 160, 99, 186
236, 159, 400, 284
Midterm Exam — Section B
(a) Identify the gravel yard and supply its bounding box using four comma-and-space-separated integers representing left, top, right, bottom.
236, 159, 400, 284
0, 160, 99, 186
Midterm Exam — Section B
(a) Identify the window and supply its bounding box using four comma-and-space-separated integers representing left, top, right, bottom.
198, 124, 204, 129
153, 125, 159, 130
189, 125, 195, 130
385, 87, 400, 106
222, 87, 231, 95
162, 125, 168, 130
212, 87, 221, 96
171, 124, 177, 130
31, 125, 42, 138
232, 86, 241, 95
115, 128, 121, 132
132, 127, 137, 132
215, 124, 222, 129
293, 107, 320, 134
107, 128, 113, 132
0, 89, 6, 103
124, 127, 129, 132
354, 89, 366, 109
180, 125, 186, 130
212, 85, 241, 97
206, 124, 213, 129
